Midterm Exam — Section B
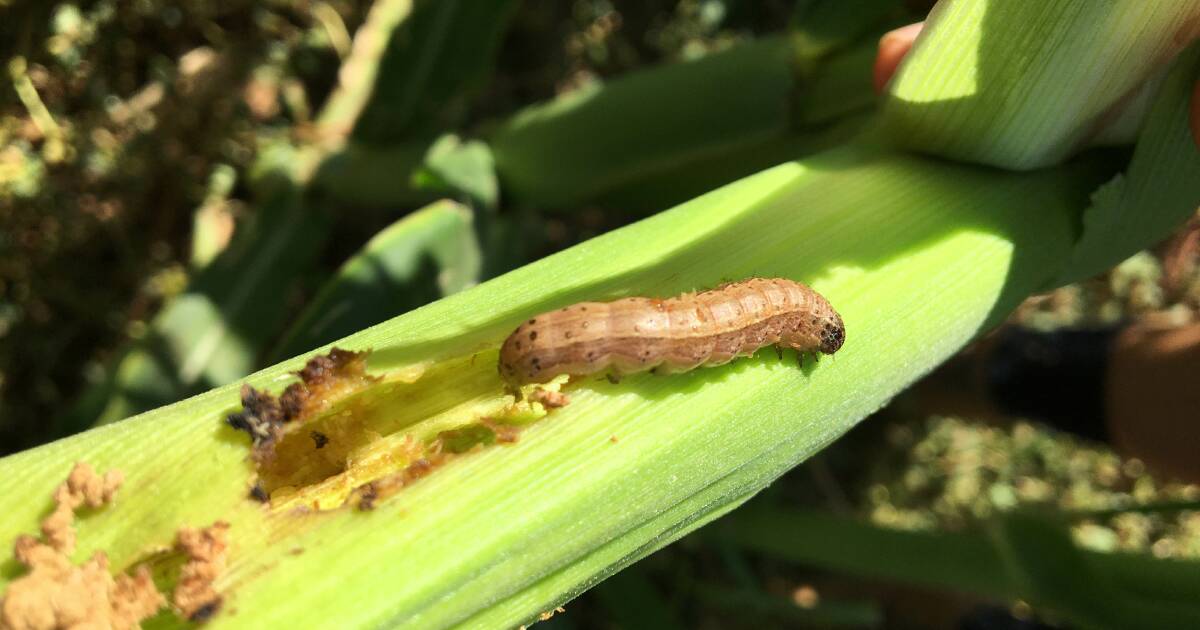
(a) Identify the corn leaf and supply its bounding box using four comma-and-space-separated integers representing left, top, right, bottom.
988, 512, 1200, 629
491, 36, 800, 209
413, 136, 499, 210
882, 0, 1200, 169
0, 141, 1113, 628
790, 0, 906, 71
1058, 42, 1200, 284
310, 136, 499, 210
718, 508, 1200, 629
349, 0, 521, 143
309, 141, 436, 207
270, 200, 481, 363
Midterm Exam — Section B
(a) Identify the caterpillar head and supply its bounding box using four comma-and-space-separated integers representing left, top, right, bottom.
818, 313, 845, 355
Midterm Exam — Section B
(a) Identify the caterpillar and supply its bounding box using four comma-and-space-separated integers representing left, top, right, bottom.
498, 277, 844, 387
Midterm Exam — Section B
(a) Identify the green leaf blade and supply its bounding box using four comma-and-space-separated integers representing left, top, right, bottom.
1, 143, 1111, 628
270, 199, 482, 362
882, 0, 1200, 170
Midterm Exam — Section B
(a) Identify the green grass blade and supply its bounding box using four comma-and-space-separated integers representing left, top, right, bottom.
489, 25, 898, 214
413, 136, 499, 210
491, 36, 800, 208
349, 0, 521, 143
592, 34, 884, 213
592, 114, 869, 214
718, 508, 1200, 629
988, 511, 1200, 629
270, 199, 481, 362
316, 0, 415, 135
795, 38, 880, 127
310, 136, 498, 210
790, 0, 906, 72
309, 141, 436, 207
718, 508, 1017, 598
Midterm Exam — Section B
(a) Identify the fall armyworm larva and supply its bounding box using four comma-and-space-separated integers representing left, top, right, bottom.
498, 277, 845, 387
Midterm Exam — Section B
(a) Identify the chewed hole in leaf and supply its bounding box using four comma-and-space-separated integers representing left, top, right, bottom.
224, 347, 567, 511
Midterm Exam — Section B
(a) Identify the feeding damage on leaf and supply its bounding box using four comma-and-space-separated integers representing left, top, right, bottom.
173, 521, 230, 622
0, 463, 230, 628
225, 348, 379, 461
222, 279, 840, 513
352, 417, 524, 510
224, 347, 569, 512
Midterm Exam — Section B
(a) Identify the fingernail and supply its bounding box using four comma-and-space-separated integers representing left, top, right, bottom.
873, 22, 925, 95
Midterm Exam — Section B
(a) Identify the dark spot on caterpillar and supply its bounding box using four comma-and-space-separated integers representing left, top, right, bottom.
311, 431, 329, 449
564, 331, 573, 339
529, 331, 538, 341
188, 600, 221, 622
529, 319, 537, 325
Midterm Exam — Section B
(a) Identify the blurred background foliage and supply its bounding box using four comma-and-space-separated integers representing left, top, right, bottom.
2, 0, 1199, 627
